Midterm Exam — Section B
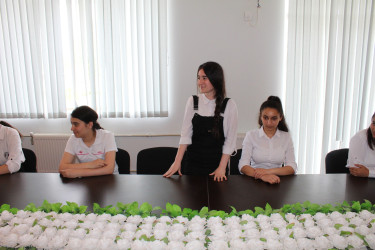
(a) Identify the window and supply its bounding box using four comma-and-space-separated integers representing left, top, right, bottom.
0, 0, 167, 119
285, 0, 375, 174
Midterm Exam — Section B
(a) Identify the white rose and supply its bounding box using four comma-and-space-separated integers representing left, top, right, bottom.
120, 231, 135, 240
241, 214, 254, 222
168, 230, 185, 241
316, 218, 333, 228
116, 239, 131, 249
185, 240, 205, 250
9, 217, 24, 226
209, 229, 227, 241
277, 228, 291, 239
271, 219, 287, 229
323, 226, 338, 236
347, 234, 365, 249
208, 239, 229, 250
16, 210, 30, 219
149, 240, 167, 249
154, 229, 167, 240
34, 235, 49, 249
18, 233, 35, 247
43, 227, 58, 238
63, 219, 78, 230
314, 236, 333, 249
285, 213, 296, 222
329, 211, 343, 220
313, 212, 327, 221
28, 224, 43, 236
31, 211, 45, 220
72, 213, 86, 221
170, 223, 185, 232
303, 219, 315, 228
57, 228, 71, 238
299, 213, 312, 220
306, 226, 323, 238
72, 228, 87, 239
229, 238, 247, 249
85, 213, 98, 222
123, 222, 138, 232
158, 216, 172, 224
296, 238, 314, 249
331, 234, 348, 249
38, 218, 52, 227
344, 212, 356, 219
258, 221, 272, 230
98, 238, 116, 249
140, 223, 153, 231
243, 228, 260, 239
96, 213, 111, 222
256, 214, 269, 223
81, 237, 99, 249
22, 216, 36, 226
130, 239, 147, 250
261, 229, 279, 240
142, 216, 157, 224
207, 216, 223, 227
350, 217, 364, 227
241, 220, 257, 230
65, 237, 82, 249
270, 213, 283, 221
102, 229, 118, 240
359, 210, 373, 220
282, 237, 298, 249
365, 234, 375, 249
209, 223, 225, 232
355, 224, 370, 235
111, 214, 126, 224
333, 217, 348, 226
134, 228, 152, 238
87, 228, 102, 239
175, 216, 189, 224
246, 239, 265, 250
293, 227, 307, 238
48, 235, 67, 249
265, 238, 283, 250
190, 215, 206, 225
1, 233, 18, 248
154, 222, 169, 231
188, 222, 205, 231
227, 229, 242, 240
52, 218, 64, 227
185, 230, 205, 241
167, 240, 185, 249
93, 221, 106, 231
105, 222, 120, 232
11, 224, 29, 235
126, 215, 143, 225
58, 212, 74, 221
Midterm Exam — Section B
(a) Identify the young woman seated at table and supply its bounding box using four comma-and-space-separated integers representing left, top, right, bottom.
59, 106, 118, 178
163, 61, 238, 182
0, 121, 25, 175
238, 96, 297, 184
347, 112, 375, 178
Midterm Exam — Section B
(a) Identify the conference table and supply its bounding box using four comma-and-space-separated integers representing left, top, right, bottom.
1, 173, 375, 212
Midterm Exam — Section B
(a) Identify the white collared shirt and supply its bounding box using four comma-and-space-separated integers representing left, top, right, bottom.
64, 129, 119, 174
0, 125, 25, 173
239, 127, 297, 173
347, 129, 375, 178
179, 94, 238, 155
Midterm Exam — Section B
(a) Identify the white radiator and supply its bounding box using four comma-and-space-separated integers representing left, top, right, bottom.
31, 133, 70, 173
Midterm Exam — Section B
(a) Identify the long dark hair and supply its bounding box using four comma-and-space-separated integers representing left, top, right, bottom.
367, 112, 375, 150
197, 61, 226, 138
258, 96, 289, 132
71, 106, 103, 131
0, 121, 23, 138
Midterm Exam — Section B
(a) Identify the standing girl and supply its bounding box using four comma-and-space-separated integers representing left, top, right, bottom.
164, 62, 238, 181
59, 106, 118, 178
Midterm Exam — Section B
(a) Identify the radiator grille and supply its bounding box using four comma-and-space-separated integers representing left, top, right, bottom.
32, 134, 70, 173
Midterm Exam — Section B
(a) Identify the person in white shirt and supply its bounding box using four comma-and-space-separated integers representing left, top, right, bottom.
0, 121, 25, 174
163, 61, 238, 182
239, 96, 297, 184
347, 112, 375, 177
59, 106, 118, 178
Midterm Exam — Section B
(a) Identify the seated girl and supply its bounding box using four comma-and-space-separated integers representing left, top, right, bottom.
347, 112, 375, 177
238, 96, 297, 184
0, 121, 25, 174
59, 106, 118, 178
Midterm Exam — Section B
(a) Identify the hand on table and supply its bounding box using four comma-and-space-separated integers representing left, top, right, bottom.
163, 161, 182, 178
260, 174, 280, 184
254, 168, 269, 179
349, 164, 369, 177
210, 168, 227, 182
90, 159, 107, 169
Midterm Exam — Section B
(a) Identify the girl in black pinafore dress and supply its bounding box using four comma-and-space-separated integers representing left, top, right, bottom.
163, 61, 238, 182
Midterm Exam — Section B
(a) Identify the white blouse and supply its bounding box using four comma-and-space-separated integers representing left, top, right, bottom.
64, 129, 119, 174
347, 129, 375, 178
179, 94, 238, 155
0, 125, 25, 173
239, 127, 297, 173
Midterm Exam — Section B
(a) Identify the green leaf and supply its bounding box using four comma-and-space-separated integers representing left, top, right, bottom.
93, 203, 102, 214
51, 203, 62, 213
260, 238, 267, 242
340, 231, 352, 236
24, 203, 37, 212
286, 223, 295, 229
140, 202, 152, 215
334, 224, 343, 230
79, 205, 88, 214
265, 203, 272, 216
40, 200, 52, 212
351, 201, 361, 212
361, 200, 372, 211
199, 206, 209, 218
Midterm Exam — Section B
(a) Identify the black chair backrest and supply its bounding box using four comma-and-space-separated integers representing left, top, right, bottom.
137, 147, 179, 175
20, 148, 37, 172
116, 148, 130, 174
325, 148, 350, 174
230, 149, 242, 175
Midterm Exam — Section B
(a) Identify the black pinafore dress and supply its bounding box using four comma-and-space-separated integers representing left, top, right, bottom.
183, 95, 230, 175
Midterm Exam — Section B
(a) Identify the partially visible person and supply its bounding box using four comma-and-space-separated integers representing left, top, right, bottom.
0, 121, 25, 174
59, 106, 118, 178
163, 61, 238, 181
347, 112, 375, 178
238, 96, 297, 184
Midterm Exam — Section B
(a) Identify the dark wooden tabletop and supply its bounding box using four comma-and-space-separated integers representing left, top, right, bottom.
1, 173, 374, 212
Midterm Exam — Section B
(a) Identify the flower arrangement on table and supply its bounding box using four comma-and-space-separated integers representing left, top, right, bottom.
1, 200, 375, 249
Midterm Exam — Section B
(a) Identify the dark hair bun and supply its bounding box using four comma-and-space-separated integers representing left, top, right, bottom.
267, 96, 282, 104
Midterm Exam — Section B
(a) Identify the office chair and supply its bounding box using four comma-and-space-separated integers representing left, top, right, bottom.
20, 148, 37, 172
116, 148, 130, 174
325, 148, 350, 174
137, 147, 180, 174
229, 149, 242, 175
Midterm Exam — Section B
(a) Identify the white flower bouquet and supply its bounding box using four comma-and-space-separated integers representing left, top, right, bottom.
0, 200, 375, 249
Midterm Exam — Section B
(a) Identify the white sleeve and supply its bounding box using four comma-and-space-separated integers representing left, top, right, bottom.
222, 99, 238, 155
347, 131, 366, 168
64, 135, 77, 155
238, 132, 253, 174
284, 133, 297, 173
5, 129, 25, 173
179, 96, 194, 145
104, 132, 118, 152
